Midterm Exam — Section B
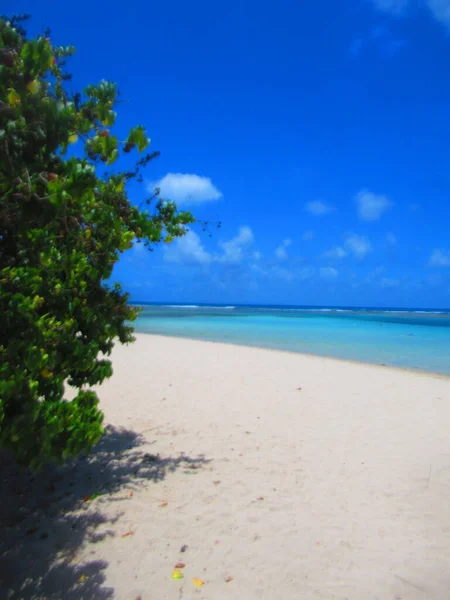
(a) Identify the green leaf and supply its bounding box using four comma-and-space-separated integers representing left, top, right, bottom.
0, 16, 194, 470
102, 110, 117, 126
7, 88, 20, 106
106, 148, 119, 165
127, 125, 150, 152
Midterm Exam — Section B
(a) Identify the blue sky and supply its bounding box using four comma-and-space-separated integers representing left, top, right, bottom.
14, 0, 450, 307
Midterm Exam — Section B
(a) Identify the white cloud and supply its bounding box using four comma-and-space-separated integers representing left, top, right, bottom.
165, 225, 255, 265
219, 226, 254, 263
302, 230, 315, 241
427, 0, 450, 27
345, 233, 372, 259
386, 232, 397, 245
150, 173, 222, 206
253, 251, 262, 260
372, 0, 450, 28
429, 249, 450, 267
355, 189, 392, 221
323, 236, 371, 261
165, 230, 212, 264
323, 246, 348, 260
305, 200, 334, 216
320, 267, 339, 279
275, 238, 292, 260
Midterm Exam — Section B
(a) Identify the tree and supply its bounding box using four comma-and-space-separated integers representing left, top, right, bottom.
0, 16, 194, 468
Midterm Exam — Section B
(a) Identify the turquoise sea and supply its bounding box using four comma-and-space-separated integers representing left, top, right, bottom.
133, 304, 450, 375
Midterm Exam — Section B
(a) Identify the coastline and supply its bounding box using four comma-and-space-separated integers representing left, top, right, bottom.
3, 334, 450, 599
131, 302, 450, 314
133, 330, 450, 379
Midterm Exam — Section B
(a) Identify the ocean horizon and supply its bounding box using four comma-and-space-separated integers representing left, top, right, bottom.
132, 303, 450, 375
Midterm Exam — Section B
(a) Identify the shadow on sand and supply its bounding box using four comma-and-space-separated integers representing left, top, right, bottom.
0, 425, 210, 599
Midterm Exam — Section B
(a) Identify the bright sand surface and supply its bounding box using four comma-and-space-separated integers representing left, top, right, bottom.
2, 333, 450, 599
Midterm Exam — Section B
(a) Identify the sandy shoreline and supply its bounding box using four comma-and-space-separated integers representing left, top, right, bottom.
2, 334, 450, 599
135, 330, 450, 379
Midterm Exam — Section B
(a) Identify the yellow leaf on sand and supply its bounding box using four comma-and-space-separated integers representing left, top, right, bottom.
78, 574, 88, 583
68, 133, 78, 144
193, 578, 205, 587
172, 570, 184, 580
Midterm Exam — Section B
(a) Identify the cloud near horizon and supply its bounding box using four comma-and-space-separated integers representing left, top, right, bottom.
165, 226, 255, 265
218, 226, 255, 263
164, 230, 213, 265
149, 173, 222, 206
130, 223, 449, 304
324, 234, 372, 261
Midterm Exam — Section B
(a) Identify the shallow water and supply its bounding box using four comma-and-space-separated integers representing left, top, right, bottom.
134, 304, 450, 375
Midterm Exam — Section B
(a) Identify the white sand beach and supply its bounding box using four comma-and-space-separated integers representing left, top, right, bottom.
2, 333, 450, 600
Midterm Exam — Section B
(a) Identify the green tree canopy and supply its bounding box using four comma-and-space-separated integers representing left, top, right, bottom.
0, 16, 194, 468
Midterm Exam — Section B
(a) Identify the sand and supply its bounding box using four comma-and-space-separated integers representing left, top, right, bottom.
2, 334, 450, 600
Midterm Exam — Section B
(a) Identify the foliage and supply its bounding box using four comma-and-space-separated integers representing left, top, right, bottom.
0, 16, 194, 468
